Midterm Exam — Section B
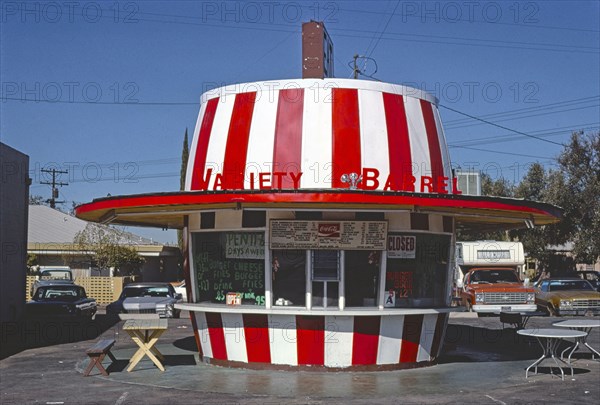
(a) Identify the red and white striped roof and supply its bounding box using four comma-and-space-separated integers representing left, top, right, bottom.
185, 79, 453, 193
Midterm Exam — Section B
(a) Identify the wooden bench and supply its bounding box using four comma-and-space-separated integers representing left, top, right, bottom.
83, 339, 116, 377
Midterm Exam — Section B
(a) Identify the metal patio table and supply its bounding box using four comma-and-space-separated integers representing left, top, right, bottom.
517, 328, 587, 380
553, 319, 600, 362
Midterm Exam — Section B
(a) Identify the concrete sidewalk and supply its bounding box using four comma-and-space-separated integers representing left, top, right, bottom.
1, 313, 599, 404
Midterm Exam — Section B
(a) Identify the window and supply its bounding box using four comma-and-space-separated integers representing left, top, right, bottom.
311, 250, 339, 308
312, 250, 339, 281
272, 250, 306, 306
344, 250, 380, 307
385, 233, 450, 307
192, 232, 265, 305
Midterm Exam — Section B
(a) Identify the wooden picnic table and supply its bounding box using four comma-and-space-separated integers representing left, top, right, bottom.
123, 318, 168, 372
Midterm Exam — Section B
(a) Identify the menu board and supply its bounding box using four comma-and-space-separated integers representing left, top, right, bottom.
193, 232, 266, 306
270, 220, 387, 250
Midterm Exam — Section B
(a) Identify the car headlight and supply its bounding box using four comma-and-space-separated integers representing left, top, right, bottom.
559, 300, 573, 309
475, 293, 484, 303
527, 293, 535, 303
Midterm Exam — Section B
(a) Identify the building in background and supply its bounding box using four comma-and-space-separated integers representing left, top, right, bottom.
454, 170, 481, 196
28, 205, 181, 281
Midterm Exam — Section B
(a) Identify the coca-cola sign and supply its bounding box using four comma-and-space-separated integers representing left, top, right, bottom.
270, 220, 387, 250
318, 223, 340, 238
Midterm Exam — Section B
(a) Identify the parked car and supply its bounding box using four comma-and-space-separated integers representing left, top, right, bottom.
26, 283, 97, 320
458, 267, 536, 314
107, 282, 183, 318
171, 280, 187, 302
572, 271, 600, 292
535, 277, 600, 316
30, 267, 74, 296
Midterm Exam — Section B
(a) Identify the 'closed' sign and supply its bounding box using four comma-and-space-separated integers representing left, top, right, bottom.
388, 235, 416, 259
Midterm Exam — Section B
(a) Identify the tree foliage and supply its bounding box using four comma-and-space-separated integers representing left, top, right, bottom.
29, 195, 47, 205
74, 224, 145, 276
459, 131, 599, 268
511, 132, 600, 267
552, 132, 600, 263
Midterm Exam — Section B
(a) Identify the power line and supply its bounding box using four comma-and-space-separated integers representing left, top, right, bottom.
444, 96, 600, 125
68, 8, 599, 55
0, 96, 197, 105
439, 104, 566, 146
445, 104, 600, 130
447, 123, 600, 147
331, 5, 600, 34
365, 1, 401, 59
131, 8, 599, 53
449, 145, 554, 159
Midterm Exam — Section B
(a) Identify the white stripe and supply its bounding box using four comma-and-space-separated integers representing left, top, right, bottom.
405, 96, 431, 191
185, 100, 209, 190
244, 90, 278, 189
416, 313, 438, 362
359, 90, 389, 190
196, 312, 212, 359
204, 94, 236, 184
376, 315, 404, 365
221, 313, 247, 363
433, 106, 453, 180
324, 315, 353, 367
268, 314, 297, 366
301, 86, 332, 188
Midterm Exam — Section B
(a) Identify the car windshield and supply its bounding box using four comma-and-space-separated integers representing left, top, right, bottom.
470, 270, 520, 284
123, 286, 170, 298
40, 270, 71, 280
35, 287, 84, 300
548, 280, 595, 291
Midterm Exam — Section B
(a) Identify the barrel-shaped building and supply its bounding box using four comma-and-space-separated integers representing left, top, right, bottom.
76, 78, 561, 370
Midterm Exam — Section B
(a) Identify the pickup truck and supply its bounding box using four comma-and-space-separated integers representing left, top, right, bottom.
458, 267, 536, 314
30, 267, 74, 296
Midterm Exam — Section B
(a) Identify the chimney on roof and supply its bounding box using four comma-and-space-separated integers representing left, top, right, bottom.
302, 21, 334, 79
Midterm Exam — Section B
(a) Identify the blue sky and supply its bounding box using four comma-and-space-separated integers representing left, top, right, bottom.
2, 0, 599, 243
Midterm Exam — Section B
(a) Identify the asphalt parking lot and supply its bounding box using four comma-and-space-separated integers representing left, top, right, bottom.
1, 312, 599, 404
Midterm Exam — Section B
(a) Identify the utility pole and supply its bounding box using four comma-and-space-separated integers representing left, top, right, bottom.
353, 54, 359, 79
40, 168, 68, 208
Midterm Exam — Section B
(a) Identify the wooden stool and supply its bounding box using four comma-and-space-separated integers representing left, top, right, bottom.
84, 339, 116, 376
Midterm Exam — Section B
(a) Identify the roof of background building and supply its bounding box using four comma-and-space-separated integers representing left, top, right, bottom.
28, 205, 158, 245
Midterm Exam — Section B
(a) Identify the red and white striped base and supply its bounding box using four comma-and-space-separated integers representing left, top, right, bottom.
191, 311, 448, 369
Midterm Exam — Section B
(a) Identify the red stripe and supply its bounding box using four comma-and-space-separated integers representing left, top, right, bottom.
296, 315, 325, 365
222, 92, 257, 189
243, 314, 271, 363
205, 312, 228, 360
400, 314, 423, 363
331, 88, 361, 188
76, 192, 561, 220
420, 100, 445, 193
382, 92, 413, 187
429, 313, 448, 359
190, 97, 219, 190
273, 89, 304, 188
352, 316, 381, 365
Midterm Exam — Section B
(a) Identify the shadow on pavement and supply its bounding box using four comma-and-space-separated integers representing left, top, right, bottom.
439, 323, 577, 364
0, 313, 119, 359
172, 335, 199, 352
